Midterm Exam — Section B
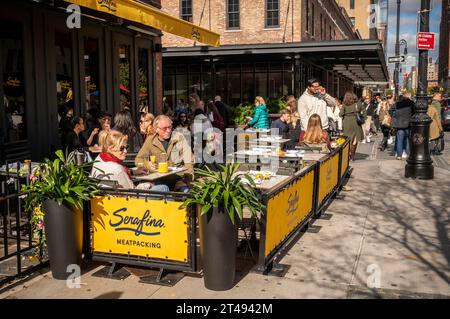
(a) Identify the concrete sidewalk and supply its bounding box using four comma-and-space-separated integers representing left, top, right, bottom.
1, 135, 449, 299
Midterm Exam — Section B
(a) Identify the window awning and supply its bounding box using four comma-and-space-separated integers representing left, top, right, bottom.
163, 40, 388, 82
64, 0, 220, 47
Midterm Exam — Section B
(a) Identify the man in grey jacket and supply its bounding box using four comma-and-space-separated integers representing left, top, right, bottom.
298, 79, 336, 131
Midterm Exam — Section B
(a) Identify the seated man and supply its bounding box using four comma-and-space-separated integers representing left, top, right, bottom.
271, 108, 291, 139
135, 115, 194, 192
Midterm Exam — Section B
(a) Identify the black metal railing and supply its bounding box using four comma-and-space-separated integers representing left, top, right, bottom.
0, 189, 47, 287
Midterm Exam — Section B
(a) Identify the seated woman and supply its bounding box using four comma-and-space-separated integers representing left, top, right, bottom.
298, 114, 332, 152
91, 130, 169, 192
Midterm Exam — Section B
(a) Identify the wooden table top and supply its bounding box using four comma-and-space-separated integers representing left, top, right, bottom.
132, 167, 187, 182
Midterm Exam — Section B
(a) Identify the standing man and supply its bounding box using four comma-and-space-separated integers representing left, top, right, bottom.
298, 79, 336, 131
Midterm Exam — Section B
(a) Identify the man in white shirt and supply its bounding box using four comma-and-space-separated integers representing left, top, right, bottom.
298, 79, 336, 131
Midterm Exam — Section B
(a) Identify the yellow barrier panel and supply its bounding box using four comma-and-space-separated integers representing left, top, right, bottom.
341, 143, 350, 178
65, 0, 220, 47
265, 170, 315, 257
91, 196, 189, 262
318, 153, 340, 206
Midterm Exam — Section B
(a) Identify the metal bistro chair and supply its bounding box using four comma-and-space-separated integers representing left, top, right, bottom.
236, 217, 257, 261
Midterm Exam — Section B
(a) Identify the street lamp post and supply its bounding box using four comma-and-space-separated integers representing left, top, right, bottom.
405, 0, 434, 179
394, 0, 401, 97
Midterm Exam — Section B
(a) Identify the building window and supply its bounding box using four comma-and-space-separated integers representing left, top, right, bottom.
350, 0, 355, 10
266, 0, 279, 28
311, 4, 315, 37
180, 0, 193, 22
349, 17, 356, 26
227, 0, 240, 29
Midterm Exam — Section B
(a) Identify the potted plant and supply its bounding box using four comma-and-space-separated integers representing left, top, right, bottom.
180, 163, 264, 291
22, 150, 100, 280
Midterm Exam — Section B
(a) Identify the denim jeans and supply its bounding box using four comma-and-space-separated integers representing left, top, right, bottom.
395, 128, 410, 157
149, 184, 170, 192
380, 125, 390, 150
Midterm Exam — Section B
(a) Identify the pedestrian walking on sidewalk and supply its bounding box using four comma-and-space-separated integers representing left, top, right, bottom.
340, 92, 364, 161
428, 102, 444, 155
390, 94, 413, 160
378, 99, 392, 151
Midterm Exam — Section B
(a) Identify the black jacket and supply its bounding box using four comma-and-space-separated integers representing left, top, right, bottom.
271, 119, 290, 139
390, 99, 414, 129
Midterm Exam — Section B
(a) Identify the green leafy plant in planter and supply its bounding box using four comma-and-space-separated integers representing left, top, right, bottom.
21, 150, 100, 279
266, 97, 288, 114
180, 163, 265, 291
180, 163, 264, 223
231, 103, 254, 126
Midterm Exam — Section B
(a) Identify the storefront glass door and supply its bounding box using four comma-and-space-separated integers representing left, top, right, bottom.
84, 37, 101, 111
0, 21, 27, 144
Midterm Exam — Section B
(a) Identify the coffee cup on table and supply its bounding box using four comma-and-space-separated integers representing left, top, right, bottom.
158, 162, 169, 173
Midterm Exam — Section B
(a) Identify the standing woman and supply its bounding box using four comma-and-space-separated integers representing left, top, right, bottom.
340, 92, 365, 161
378, 99, 392, 151
246, 96, 269, 129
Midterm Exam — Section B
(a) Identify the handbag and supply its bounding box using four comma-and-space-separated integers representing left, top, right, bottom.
356, 106, 365, 126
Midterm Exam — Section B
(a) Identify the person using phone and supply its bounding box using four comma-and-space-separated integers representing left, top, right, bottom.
298, 78, 336, 132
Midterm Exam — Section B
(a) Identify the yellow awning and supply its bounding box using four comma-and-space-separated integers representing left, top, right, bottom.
65, 0, 220, 47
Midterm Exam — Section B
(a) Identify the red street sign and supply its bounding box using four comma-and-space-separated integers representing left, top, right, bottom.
417, 32, 435, 50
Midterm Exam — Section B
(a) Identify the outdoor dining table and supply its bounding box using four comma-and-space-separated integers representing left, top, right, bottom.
131, 167, 187, 182
249, 137, 291, 145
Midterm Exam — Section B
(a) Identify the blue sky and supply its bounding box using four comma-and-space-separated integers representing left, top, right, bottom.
386, 0, 442, 76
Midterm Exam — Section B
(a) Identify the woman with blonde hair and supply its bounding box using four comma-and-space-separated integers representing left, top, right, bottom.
298, 114, 331, 152
91, 130, 169, 191
246, 96, 269, 129
140, 112, 156, 141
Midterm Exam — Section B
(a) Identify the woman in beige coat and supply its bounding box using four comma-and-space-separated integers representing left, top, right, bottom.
428, 103, 443, 154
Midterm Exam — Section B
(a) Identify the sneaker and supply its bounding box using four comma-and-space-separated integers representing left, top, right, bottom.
396, 156, 402, 160
366, 137, 371, 143
361, 140, 367, 144
402, 152, 408, 160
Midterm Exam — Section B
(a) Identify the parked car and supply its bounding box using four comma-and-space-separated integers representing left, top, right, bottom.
442, 98, 450, 131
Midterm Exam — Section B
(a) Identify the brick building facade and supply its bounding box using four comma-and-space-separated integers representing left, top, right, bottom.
162, 0, 357, 47
160, 0, 385, 108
